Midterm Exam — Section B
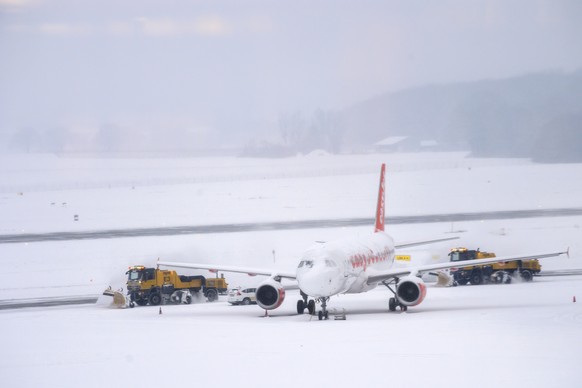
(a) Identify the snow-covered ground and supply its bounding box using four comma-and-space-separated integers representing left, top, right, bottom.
1, 152, 581, 387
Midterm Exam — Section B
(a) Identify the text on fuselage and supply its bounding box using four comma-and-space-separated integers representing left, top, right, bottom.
349, 247, 393, 269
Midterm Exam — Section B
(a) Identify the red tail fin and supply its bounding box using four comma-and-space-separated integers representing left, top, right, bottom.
374, 163, 386, 233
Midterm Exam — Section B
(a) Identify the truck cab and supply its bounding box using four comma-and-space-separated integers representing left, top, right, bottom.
449, 247, 496, 263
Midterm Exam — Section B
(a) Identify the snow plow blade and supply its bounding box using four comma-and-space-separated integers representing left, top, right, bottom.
102, 286, 127, 308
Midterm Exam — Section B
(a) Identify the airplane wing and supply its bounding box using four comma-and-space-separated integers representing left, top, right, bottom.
395, 236, 459, 249
367, 249, 569, 285
157, 260, 297, 280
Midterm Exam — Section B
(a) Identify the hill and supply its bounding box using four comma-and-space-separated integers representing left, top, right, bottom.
340, 71, 582, 162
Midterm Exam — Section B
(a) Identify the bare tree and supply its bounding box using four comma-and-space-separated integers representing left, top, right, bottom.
10, 127, 40, 153
278, 111, 307, 149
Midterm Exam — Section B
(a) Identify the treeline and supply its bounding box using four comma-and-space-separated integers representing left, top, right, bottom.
5, 124, 216, 155
241, 109, 343, 157
532, 114, 582, 163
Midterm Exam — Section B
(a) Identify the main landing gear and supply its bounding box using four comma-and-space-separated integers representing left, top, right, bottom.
382, 278, 407, 312
297, 291, 316, 315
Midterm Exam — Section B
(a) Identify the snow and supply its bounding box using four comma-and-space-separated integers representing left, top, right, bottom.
1, 152, 581, 388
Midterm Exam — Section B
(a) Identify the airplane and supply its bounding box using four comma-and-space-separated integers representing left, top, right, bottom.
159, 164, 568, 320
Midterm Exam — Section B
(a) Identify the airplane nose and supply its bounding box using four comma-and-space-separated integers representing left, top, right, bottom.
298, 268, 342, 298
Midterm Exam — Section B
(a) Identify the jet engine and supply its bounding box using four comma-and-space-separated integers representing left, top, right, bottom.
256, 279, 286, 310
396, 276, 427, 306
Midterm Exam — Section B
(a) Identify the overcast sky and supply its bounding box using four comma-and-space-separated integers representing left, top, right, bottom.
1, 0, 581, 147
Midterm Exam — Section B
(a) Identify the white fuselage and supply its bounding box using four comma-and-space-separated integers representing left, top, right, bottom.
296, 232, 395, 298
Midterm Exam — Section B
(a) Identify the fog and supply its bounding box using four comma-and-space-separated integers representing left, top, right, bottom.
1, 0, 581, 155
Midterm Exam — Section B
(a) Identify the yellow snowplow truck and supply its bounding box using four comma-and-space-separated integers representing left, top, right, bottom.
448, 247, 541, 286
124, 266, 228, 308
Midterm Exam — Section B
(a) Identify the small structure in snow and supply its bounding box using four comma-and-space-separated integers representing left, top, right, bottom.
374, 136, 408, 152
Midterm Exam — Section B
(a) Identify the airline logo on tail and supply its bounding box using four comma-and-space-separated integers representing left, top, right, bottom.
374, 163, 386, 233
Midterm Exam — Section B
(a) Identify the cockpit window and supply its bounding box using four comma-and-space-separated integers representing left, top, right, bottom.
298, 260, 314, 268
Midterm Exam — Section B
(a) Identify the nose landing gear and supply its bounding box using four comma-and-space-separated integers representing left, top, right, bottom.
317, 297, 330, 320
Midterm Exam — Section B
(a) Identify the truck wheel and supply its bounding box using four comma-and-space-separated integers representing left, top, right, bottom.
470, 272, 483, 285
491, 272, 502, 284
186, 295, 192, 304
457, 279, 468, 286
521, 270, 533, 282
129, 301, 135, 308
149, 293, 161, 306
242, 298, 251, 305
206, 289, 218, 302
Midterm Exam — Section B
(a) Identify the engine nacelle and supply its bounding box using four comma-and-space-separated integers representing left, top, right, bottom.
396, 276, 427, 307
256, 279, 286, 310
